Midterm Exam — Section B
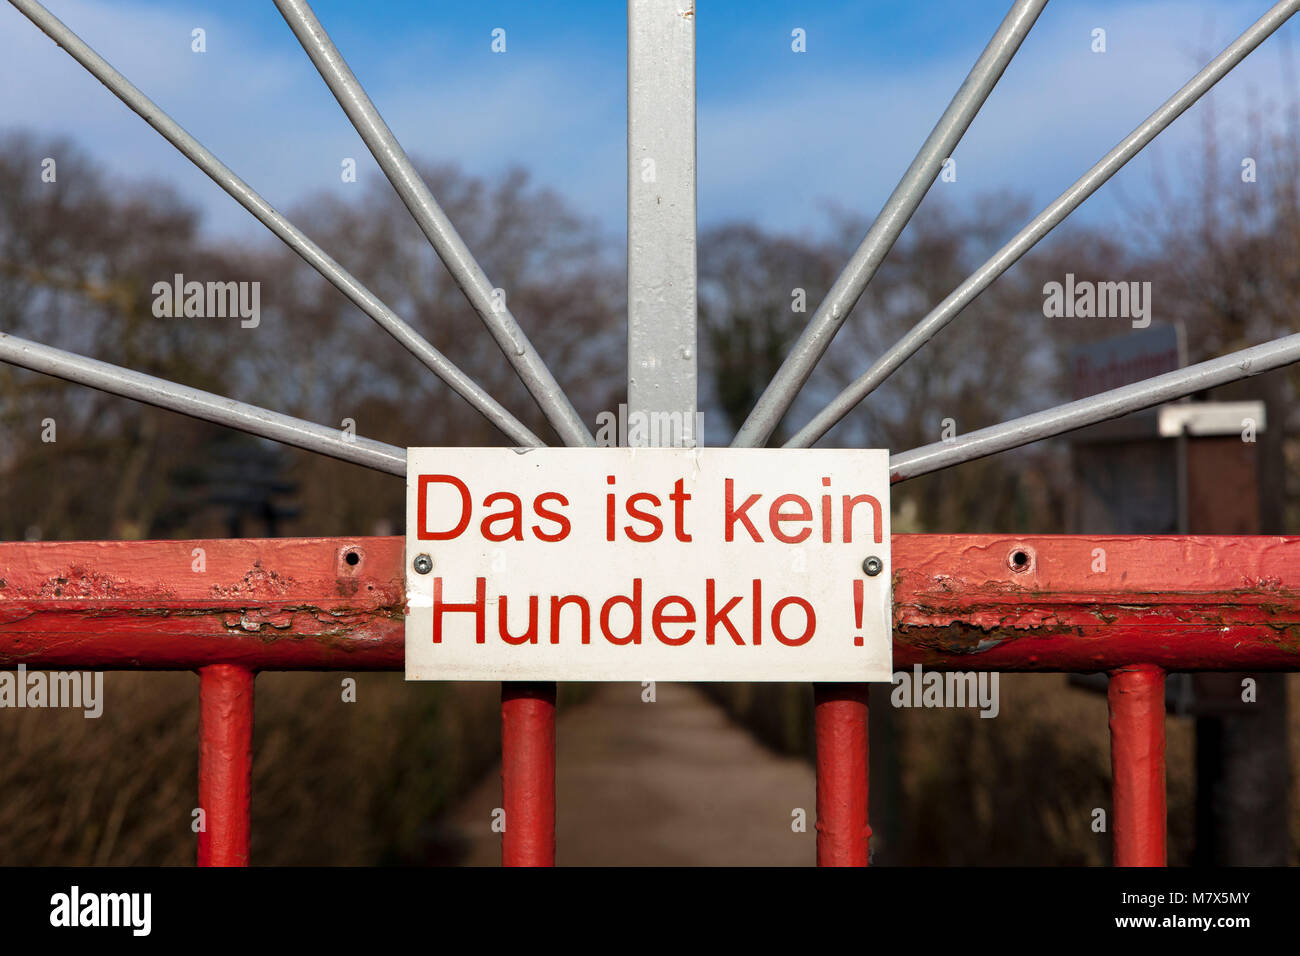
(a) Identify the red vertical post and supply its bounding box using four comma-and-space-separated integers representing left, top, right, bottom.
1108, 664, 1166, 866
814, 683, 870, 866
197, 664, 255, 867
501, 681, 556, 866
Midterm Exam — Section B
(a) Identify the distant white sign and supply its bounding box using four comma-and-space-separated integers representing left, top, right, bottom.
405, 448, 892, 682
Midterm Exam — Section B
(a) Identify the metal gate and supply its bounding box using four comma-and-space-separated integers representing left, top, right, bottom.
3, 0, 1300, 866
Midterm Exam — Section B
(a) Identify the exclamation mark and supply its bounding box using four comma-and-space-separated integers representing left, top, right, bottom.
853, 579, 864, 646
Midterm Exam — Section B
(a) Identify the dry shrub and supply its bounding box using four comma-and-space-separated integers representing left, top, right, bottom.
0, 671, 1291, 864
0, 670, 500, 865
893, 674, 1194, 865
0, 672, 196, 864
706, 673, 1220, 865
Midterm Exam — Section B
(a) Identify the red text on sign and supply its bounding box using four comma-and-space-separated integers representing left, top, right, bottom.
431, 577, 816, 648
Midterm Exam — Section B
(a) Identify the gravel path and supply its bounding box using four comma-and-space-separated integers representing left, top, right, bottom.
443, 681, 815, 866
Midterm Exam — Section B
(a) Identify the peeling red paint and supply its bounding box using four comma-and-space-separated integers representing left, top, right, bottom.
0, 537, 404, 669
3, 534, 1300, 672
892, 535, 1300, 670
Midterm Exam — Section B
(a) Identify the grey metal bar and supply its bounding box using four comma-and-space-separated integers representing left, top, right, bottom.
791, 0, 1300, 449
8, 0, 542, 449
889, 332, 1300, 482
734, 0, 1048, 448
273, 0, 593, 448
0, 333, 406, 475
627, 0, 698, 448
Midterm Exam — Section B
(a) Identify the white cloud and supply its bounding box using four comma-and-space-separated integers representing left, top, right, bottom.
697, 0, 1297, 235
0, 0, 626, 240
1, 0, 1292, 249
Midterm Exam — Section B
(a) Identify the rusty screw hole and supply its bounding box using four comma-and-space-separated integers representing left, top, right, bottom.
1009, 548, 1031, 572
344, 551, 360, 566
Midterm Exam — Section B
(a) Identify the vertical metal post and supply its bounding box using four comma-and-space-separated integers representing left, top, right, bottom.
1108, 664, 1167, 866
814, 683, 871, 866
197, 664, 254, 867
628, 0, 698, 446
618, 0, 698, 869
502, 0, 700, 871
501, 682, 557, 866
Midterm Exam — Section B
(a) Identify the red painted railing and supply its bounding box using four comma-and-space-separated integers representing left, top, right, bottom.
3, 534, 1298, 866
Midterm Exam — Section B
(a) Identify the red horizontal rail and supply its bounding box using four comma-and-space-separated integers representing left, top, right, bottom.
0, 537, 404, 669
3, 533, 1288, 868
2, 534, 1298, 671
894, 534, 1300, 670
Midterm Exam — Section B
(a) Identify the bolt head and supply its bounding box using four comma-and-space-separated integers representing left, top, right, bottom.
863, 556, 883, 577
413, 553, 433, 575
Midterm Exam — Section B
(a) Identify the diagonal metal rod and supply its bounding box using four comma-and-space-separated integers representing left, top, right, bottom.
273, 0, 593, 448
733, 0, 1049, 448
791, 0, 1300, 449
8, 0, 542, 449
889, 332, 1300, 482
0, 333, 406, 475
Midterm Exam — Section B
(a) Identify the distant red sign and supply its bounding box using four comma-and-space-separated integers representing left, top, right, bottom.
1069, 325, 1183, 400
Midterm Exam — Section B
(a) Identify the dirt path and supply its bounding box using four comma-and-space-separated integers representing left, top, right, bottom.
441, 682, 815, 866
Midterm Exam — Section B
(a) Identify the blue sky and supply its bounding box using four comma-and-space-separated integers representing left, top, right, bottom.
2, 0, 1296, 245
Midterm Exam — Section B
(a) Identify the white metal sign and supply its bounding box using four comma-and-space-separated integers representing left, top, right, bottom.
405, 448, 892, 682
